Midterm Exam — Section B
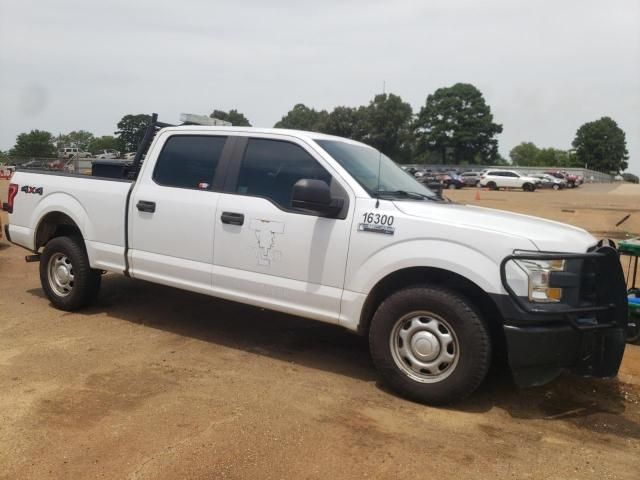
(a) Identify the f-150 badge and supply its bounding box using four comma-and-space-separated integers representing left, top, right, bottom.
250, 219, 285, 266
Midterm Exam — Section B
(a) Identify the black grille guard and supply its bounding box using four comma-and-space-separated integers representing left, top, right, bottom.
499, 246, 628, 331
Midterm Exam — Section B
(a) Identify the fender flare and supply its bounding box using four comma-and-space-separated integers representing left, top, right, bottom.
31, 192, 89, 247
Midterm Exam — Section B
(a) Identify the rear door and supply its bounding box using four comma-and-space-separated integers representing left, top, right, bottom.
212, 135, 353, 324
128, 132, 233, 294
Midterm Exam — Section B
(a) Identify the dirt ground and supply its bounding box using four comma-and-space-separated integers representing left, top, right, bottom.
1, 180, 639, 479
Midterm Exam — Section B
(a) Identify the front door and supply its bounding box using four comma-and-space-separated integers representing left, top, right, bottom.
129, 133, 230, 294
212, 136, 353, 324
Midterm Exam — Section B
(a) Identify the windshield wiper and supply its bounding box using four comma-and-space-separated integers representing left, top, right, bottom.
377, 190, 439, 201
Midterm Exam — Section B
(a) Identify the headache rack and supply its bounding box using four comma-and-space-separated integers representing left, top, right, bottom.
93, 112, 231, 180
127, 113, 174, 180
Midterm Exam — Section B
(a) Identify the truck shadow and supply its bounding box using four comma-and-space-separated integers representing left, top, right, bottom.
28, 274, 640, 439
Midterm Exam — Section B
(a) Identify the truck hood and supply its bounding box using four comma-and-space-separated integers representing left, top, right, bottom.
393, 201, 596, 253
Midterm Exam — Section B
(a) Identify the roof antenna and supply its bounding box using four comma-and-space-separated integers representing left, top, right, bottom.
375, 151, 381, 208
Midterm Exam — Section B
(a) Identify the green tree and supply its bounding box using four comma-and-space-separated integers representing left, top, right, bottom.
115, 114, 152, 152
318, 106, 366, 140
359, 93, 414, 163
492, 153, 510, 166
572, 116, 629, 172
88, 135, 121, 154
510, 142, 540, 166
537, 148, 571, 167
210, 109, 252, 126
415, 83, 503, 164
274, 104, 328, 131
10, 130, 56, 157
56, 130, 94, 150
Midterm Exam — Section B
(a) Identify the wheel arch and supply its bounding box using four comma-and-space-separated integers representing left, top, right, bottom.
357, 266, 506, 351
34, 211, 83, 250
30, 192, 89, 251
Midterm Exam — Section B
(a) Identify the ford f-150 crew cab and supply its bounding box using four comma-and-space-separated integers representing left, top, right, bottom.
3, 118, 629, 404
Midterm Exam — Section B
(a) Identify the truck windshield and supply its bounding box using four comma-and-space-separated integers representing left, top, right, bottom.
315, 140, 438, 199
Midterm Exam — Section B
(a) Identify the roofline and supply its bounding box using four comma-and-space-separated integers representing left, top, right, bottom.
158, 125, 371, 147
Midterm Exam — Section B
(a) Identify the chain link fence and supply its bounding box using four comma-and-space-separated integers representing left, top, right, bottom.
1, 156, 97, 176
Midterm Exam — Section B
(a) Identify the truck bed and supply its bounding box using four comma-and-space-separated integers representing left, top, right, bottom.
7, 169, 132, 273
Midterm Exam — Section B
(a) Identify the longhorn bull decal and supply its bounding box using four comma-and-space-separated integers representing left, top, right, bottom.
249, 219, 285, 266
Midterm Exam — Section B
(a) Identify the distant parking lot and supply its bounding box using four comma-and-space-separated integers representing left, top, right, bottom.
1, 181, 639, 479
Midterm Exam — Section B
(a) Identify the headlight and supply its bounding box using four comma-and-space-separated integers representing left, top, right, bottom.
514, 258, 565, 303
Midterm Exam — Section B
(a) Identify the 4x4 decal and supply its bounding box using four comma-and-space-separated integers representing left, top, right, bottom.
21, 186, 44, 195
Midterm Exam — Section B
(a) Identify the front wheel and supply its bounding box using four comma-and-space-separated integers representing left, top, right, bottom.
40, 236, 101, 311
369, 286, 491, 405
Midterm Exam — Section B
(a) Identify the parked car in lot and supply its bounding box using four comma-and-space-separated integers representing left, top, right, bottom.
401, 166, 418, 176
439, 171, 465, 189
413, 169, 427, 179
3, 120, 630, 405
19, 159, 49, 169
460, 171, 482, 187
94, 149, 121, 159
546, 170, 581, 188
479, 169, 540, 191
58, 147, 92, 159
47, 159, 71, 170
123, 152, 137, 161
531, 174, 565, 190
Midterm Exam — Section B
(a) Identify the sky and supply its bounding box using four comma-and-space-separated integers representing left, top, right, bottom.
0, 0, 638, 171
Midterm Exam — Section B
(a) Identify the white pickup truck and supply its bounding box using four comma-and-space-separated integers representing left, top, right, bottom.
3, 119, 629, 404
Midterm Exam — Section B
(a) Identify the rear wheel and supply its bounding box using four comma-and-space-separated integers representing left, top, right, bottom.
40, 236, 101, 311
552, 183, 560, 190
486, 181, 497, 190
448, 182, 457, 190
369, 286, 491, 405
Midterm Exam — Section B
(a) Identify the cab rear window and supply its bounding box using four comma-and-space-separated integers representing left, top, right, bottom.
153, 135, 227, 190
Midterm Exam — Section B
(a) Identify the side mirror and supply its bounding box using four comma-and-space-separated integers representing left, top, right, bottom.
292, 179, 344, 217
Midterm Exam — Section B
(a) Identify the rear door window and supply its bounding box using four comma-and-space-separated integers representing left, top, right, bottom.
153, 135, 227, 190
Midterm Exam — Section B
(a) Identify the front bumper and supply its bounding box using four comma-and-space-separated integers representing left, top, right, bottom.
497, 246, 628, 387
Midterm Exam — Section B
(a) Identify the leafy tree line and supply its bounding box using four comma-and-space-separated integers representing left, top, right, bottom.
274, 84, 504, 165
3, 87, 631, 173
509, 117, 629, 173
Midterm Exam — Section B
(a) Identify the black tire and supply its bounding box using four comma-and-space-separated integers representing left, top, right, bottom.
39, 236, 101, 311
369, 286, 491, 405
523, 183, 535, 192
448, 182, 457, 190
552, 183, 560, 190
486, 181, 497, 190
